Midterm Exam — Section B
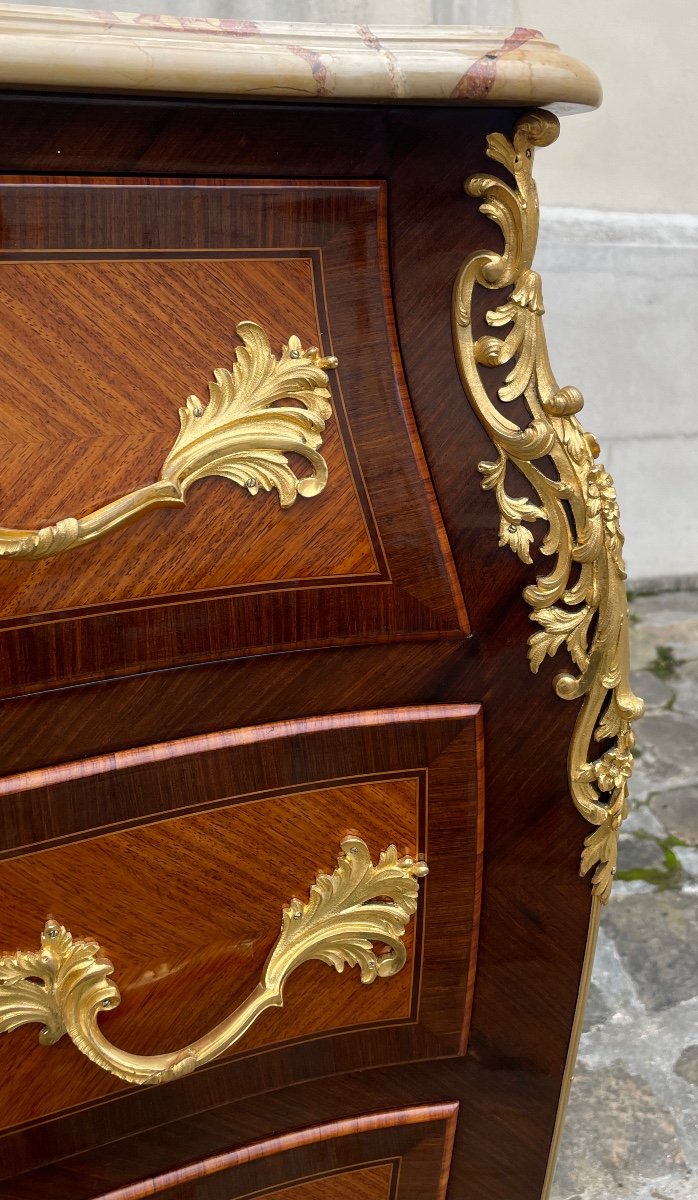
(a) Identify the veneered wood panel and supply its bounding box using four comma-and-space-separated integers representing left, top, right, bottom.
59, 1105, 458, 1200
0, 95, 598, 1200
0, 254, 378, 616
0, 706, 482, 1145
257, 1164, 394, 1200
0, 643, 467, 778
0, 778, 418, 1127
0, 181, 468, 695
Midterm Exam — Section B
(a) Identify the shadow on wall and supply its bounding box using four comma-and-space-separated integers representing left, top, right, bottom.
537, 207, 698, 585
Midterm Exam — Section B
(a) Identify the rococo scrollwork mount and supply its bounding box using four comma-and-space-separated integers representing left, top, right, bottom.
0, 320, 337, 559
453, 108, 644, 903
0, 838, 427, 1086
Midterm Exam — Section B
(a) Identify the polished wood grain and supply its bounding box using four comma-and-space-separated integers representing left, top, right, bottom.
0, 706, 481, 1142
0, 643, 466, 778
0, 179, 467, 696
0, 780, 416, 1128
0, 254, 378, 612
252, 1164, 393, 1200
35, 1105, 458, 1200
0, 96, 595, 1200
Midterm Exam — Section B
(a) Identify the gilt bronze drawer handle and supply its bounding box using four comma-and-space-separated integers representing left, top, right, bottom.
0, 321, 337, 560
452, 109, 644, 903
0, 837, 427, 1086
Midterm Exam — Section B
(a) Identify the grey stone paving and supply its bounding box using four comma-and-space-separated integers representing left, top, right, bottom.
551, 590, 698, 1200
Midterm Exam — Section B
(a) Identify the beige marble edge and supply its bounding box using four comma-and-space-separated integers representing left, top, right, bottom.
0, 4, 601, 111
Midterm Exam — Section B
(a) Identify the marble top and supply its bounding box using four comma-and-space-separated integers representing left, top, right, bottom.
0, 5, 601, 113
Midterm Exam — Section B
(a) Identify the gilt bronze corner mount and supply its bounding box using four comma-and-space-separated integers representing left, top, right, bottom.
452, 110, 644, 902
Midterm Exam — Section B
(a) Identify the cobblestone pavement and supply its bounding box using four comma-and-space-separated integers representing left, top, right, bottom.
551, 590, 698, 1200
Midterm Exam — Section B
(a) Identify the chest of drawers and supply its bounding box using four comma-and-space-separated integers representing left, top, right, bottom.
0, 11, 643, 1199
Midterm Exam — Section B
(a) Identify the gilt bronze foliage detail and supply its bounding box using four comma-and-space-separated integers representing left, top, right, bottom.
452, 109, 644, 902
0, 837, 427, 1085
0, 321, 337, 559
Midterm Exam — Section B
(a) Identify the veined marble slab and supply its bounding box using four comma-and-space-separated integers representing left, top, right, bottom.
0, 4, 601, 110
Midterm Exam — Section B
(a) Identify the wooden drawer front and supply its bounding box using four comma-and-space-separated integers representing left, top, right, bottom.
0, 705, 481, 1175
0, 178, 467, 696
17, 1104, 458, 1200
